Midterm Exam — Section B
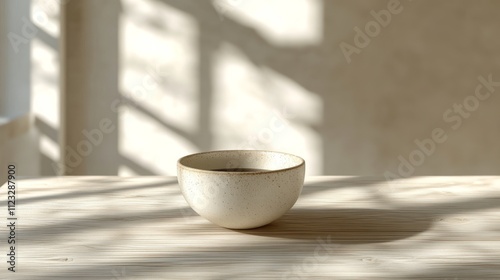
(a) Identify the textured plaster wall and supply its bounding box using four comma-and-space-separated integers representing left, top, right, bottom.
118, 0, 500, 176
321, 0, 500, 175
308, 0, 500, 175
27, 0, 500, 176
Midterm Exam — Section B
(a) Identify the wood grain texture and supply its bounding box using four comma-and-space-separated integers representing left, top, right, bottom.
1, 176, 500, 279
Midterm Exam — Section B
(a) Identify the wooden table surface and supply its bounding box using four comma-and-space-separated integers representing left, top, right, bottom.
1, 176, 500, 279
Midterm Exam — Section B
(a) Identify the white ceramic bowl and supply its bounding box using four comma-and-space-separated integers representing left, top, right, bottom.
177, 150, 305, 229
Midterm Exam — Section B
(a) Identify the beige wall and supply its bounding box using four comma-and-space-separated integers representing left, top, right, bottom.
324, 0, 500, 176
1, 0, 39, 184
17, 0, 500, 176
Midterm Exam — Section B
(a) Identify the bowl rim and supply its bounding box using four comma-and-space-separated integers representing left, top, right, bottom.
177, 150, 305, 175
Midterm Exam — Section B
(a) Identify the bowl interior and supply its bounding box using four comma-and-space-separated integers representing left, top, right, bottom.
178, 150, 304, 172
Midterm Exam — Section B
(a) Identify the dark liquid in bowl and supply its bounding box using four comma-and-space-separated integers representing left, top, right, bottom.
211, 168, 270, 172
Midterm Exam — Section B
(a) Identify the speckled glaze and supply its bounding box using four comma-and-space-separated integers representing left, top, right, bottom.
177, 150, 306, 229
